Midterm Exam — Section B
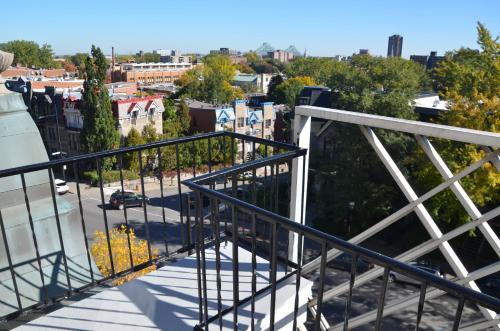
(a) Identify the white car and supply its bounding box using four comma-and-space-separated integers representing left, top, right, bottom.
55, 179, 69, 195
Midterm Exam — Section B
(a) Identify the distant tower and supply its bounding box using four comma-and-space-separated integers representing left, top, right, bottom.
304, 48, 307, 58
387, 35, 403, 57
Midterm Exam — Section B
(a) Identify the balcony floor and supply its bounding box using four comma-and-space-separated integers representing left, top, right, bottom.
13, 242, 312, 331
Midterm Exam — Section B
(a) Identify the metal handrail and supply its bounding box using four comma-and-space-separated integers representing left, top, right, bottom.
0, 131, 299, 179
184, 177, 500, 313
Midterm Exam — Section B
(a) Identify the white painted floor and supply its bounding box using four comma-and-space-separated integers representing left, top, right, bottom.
14, 242, 312, 331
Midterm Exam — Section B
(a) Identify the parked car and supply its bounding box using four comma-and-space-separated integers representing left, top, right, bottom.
329, 253, 374, 273
389, 262, 443, 285
55, 179, 69, 195
109, 190, 149, 210
476, 274, 500, 299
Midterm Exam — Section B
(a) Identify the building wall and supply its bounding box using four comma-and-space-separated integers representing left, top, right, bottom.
122, 70, 186, 84
119, 114, 162, 137
233, 100, 247, 134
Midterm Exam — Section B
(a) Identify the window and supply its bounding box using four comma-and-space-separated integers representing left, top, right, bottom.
265, 119, 272, 128
131, 110, 138, 125
148, 108, 155, 122
237, 117, 245, 128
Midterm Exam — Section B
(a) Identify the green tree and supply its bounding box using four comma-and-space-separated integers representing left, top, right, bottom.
285, 57, 340, 85
314, 55, 429, 236
0, 40, 58, 68
273, 76, 315, 109
178, 99, 191, 134
124, 128, 144, 172
70, 53, 89, 68
162, 98, 176, 122
80, 45, 120, 163
412, 22, 500, 227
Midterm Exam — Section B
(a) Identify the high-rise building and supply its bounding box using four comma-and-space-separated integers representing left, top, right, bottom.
359, 49, 369, 55
387, 34, 403, 57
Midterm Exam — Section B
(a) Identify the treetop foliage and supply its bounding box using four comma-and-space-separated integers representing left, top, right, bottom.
0, 40, 60, 68
175, 54, 244, 104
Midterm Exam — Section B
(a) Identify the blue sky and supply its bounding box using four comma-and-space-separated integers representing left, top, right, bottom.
1, 0, 498, 58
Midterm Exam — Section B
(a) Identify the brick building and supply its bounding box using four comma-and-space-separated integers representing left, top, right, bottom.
120, 62, 192, 84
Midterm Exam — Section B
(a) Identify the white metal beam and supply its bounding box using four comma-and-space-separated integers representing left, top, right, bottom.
295, 106, 500, 147
288, 113, 311, 263
359, 126, 498, 327
301, 150, 499, 276
415, 135, 500, 257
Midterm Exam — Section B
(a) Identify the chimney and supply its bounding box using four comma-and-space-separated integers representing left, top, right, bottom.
111, 46, 115, 83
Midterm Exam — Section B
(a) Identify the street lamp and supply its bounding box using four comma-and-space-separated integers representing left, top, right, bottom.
345, 201, 355, 236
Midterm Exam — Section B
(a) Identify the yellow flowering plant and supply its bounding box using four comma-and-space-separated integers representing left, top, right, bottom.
91, 225, 158, 285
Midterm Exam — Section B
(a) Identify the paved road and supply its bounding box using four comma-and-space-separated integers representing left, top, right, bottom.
63, 181, 191, 255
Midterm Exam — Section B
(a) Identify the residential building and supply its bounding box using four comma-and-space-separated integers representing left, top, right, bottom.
409, 54, 428, 66
112, 95, 164, 136
267, 50, 294, 63
387, 34, 403, 57
29, 89, 164, 156
297, 86, 332, 108
106, 82, 138, 95
120, 62, 192, 84
410, 51, 445, 70
233, 73, 274, 93
210, 47, 240, 56
426, 51, 445, 70
358, 49, 369, 55
413, 92, 449, 121
1, 67, 66, 79
187, 99, 277, 141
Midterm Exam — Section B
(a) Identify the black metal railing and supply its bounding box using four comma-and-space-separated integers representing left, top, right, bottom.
183, 148, 500, 331
0, 131, 297, 322
0, 130, 499, 330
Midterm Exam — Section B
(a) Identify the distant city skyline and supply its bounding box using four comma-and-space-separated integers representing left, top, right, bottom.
1, 0, 499, 58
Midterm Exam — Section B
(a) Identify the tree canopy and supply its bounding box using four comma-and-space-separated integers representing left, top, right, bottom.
0, 40, 60, 68
312, 55, 430, 237
175, 54, 244, 104
80, 45, 120, 159
411, 22, 500, 227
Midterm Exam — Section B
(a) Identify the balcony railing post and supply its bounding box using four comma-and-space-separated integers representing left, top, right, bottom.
231, 174, 239, 330
186, 194, 192, 253
73, 161, 96, 283
20, 173, 48, 303
0, 210, 22, 311
138, 150, 153, 262
157, 146, 169, 255
197, 191, 209, 330
118, 156, 134, 269
211, 197, 223, 329
175, 142, 185, 249
48, 169, 72, 294
289, 113, 311, 264
97, 158, 115, 277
